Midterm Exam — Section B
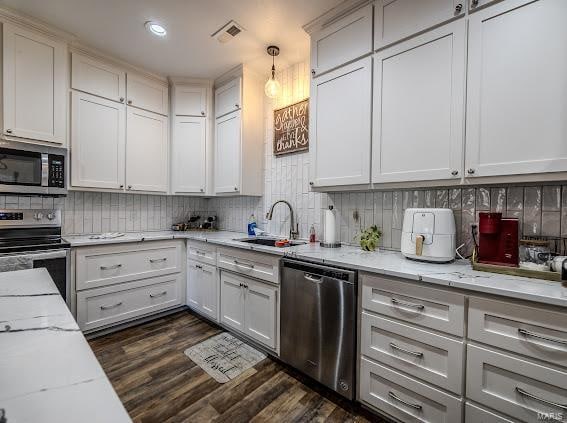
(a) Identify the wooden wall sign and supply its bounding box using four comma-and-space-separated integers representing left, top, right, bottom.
273, 98, 309, 155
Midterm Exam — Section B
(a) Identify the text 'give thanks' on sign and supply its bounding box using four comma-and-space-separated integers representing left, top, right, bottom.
273, 98, 309, 156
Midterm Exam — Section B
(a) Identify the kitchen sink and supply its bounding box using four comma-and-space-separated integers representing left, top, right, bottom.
234, 237, 306, 247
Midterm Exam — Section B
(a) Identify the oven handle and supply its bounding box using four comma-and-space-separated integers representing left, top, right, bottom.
7, 249, 69, 261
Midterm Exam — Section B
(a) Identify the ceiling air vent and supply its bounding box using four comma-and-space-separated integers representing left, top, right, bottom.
212, 20, 245, 44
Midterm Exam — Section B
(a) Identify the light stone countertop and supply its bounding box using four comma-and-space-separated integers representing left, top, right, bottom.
64, 231, 567, 308
0, 268, 131, 423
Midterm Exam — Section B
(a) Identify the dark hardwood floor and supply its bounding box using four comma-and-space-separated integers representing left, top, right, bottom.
89, 311, 385, 423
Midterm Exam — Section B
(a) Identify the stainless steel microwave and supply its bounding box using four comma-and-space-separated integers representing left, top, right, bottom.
0, 142, 66, 195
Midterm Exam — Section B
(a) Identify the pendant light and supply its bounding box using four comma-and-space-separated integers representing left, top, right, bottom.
264, 45, 281, 99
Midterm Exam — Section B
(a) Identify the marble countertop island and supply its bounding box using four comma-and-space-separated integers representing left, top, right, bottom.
0, 268, 131, 423
64, 230, 567, 308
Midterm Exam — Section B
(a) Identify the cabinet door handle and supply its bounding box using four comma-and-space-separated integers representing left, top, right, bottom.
467, 168, 476, 175
389, 342, 424, 357
455, 3, 463, 13
100, 264, 122, 270
200, 188, 204, 192
149, 257, 167, 263
195, 264, 203, 269
516, 387, 567, 410
471, 0, 479, 6
234, 260, 254, 270
309, 181, 314, 186
149, 291, 167, 298
391, 297, 425, 311
518, 328, 567, 346
235, 104, 239, 109
451, 170, 459, 176
119, 97, 124, 103
100, 301, 122, 310
311, 69, 316, 76
388, 391, 422, 410
119, 184, 124, 189
127, 185, 132, 190
127, 100, 132, 105
234, 186, 238, 191
5, 129, 12, 134
201, 111, 205, 116
195, 250, 206, 255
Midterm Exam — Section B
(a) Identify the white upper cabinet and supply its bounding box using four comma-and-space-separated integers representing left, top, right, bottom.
172, 116, 206, 194
310, 4, 373, 77
71, 91, 125, 190
174, 85, 207, 117
126, 108, 168, 192
2, 23, 66, 145
215, 111, 241, 194
372, 20, 466, 184
215, 77, 241, 118
310, 57, 372, 187
374, 0, 463, 50
465, 0, 567, 178
126, 73, 169, 115
71, 52, 126, 103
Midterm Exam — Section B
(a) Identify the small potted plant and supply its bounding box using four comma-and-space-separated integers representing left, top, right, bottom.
356, 225, 382, 252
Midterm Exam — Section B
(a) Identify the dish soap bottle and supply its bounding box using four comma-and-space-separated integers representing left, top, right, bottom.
247, 214, 257, 236
309, 224, 316, 243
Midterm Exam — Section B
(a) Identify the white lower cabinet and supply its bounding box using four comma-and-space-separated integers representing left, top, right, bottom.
74, 240, 185, 332
220, 270, 278, 350
465, 403, 515, 423
186, 259, 218, 321
360, 357, 462, 423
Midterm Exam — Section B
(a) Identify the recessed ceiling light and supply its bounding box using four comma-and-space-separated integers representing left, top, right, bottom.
145, 21, 167, 37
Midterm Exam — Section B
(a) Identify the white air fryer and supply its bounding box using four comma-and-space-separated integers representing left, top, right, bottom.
401, 208, 456, 263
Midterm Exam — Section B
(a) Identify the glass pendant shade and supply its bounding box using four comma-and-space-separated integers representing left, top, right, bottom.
264, 76, 281, 98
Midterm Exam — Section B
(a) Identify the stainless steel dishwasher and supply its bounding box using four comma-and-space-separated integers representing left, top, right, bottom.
280, 257, 357, 400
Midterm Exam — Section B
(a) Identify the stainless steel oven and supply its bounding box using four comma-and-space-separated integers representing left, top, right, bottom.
0, 141, 66, 195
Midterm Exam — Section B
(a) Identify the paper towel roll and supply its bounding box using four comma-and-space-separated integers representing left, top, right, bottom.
324, 206, 336, 244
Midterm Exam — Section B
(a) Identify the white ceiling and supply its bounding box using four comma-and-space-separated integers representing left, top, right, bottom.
0, 0, 343, 79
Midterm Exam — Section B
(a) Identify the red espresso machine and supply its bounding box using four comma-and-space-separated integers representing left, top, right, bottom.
477, 212, 519, 267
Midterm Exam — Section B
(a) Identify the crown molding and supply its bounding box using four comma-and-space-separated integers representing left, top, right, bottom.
303, 0, 372, 34
0, 5, 77, 41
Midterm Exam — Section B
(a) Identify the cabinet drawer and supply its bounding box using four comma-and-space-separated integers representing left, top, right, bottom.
187, 240, 216, 265
217, 247, 279, 284
361, 274, 465, 336
361, 312, 464, 394
310, 4, 373, 76
469, 297, 567, 368
465, 403, 515, 423
71, 52, 126, 102
374, 0, 461, 50
360, 357, 462, 423
77, 274, 183, 331
215, 78, 241, 118
467, 344, 567, 422
75, 240, 183, 290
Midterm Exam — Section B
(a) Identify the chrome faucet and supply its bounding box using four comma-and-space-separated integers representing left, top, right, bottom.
265, 200, 299, 240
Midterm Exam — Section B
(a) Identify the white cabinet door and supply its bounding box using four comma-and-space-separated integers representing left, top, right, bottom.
243, 278, 277, 349
174, 85, 207, 117
374, 0, 462, 50
310, 4, 373, 77
199, 263, 218, 321
3, 23, 66, 144
311, 57, 372, 187
172, 116, 206, 194
220, 271, 245, 332
215, 78, 241, 118
126, 73, 168, 115
466, 0, 567, 178
71, 91, 125, 190
372, 20, 466, 184
126, 108, 168, 192
71, 52, 126, 103
187, 260, 202, 310
215, 111, 241, 193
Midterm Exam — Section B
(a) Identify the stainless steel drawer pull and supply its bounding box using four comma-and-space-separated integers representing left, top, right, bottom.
195, 264, 203, 269
234, 260, 254, 269
100, 302, 122, 310
304, 273, 322, 283
100, 264, 122, 270
389, 342, 424, 358
391, 298, 425, 310
388, 391, 422, 410
195, 251, 206, 255
149, 258, 167, 263
516, 387, 567, 410
518, 328, 567, 346
149, 291, 167, 298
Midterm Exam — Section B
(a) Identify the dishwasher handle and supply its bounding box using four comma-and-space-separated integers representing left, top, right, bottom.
282, 258, 356, 284
304, 273, 323, 283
